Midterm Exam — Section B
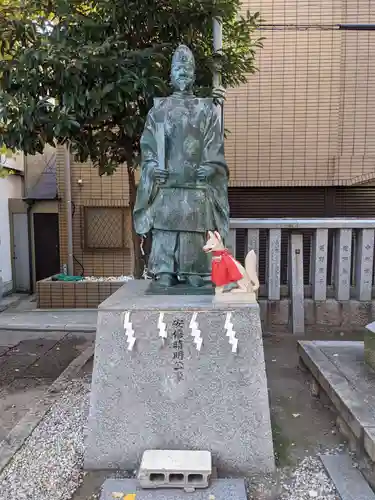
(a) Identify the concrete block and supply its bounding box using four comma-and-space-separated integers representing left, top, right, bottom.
258, 299, 267, 325
342, 301, 371, 328
304, 299, 316, 325
138, 450, 211, 489
267, 300, 289, 326
100, 478, 247, 500
258, 298, 375, 330
315, 299, 341, 326
85, 280, 274, 475
336, 416, 359, 453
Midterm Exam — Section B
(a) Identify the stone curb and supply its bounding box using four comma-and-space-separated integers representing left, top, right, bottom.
320, 453, 375, 500
0, 340, 95, 474
32, 309, 97, 312
0, 296, 21, 313
298, 340, 375, 464
0, 323, 96, 333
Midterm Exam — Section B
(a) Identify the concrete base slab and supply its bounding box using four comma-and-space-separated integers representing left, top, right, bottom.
99, 479, 246, 500
320, 453, 375, 500
298, 340, 375, 462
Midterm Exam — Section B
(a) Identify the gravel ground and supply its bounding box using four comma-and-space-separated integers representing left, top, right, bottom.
246, 452, 341, 499
0, 377, 90, 500
0, 374, 341, 500
278, 455, 340, 499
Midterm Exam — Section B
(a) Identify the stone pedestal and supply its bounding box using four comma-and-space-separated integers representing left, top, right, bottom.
85, 280, 274, 475
365, 321, 375, 371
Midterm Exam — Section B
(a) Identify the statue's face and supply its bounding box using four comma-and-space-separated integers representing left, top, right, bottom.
171, 62, 195, 92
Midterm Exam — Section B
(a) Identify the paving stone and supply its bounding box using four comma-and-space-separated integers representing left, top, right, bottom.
0, 378, 51, 440
6, 338, 59, 356
0, 295, 21, 313
22, 340, 82, 379
100, 478, 247, 500
0, 346, 10, 357
0, 330, 66, 346
320, 453, 375, 500
0, 339, 61, 382
0, 354, 40, 384
322, 344, 375, 411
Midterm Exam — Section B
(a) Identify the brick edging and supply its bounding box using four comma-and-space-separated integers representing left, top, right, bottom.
37, 278, 123, 308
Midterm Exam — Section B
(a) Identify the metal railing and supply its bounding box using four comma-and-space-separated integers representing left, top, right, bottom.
228, 218, 375, 302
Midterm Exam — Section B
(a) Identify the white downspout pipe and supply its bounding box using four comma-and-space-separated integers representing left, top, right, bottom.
64, 144, 74, 275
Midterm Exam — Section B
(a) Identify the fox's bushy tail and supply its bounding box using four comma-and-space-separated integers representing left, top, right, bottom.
245, 250, 260, 291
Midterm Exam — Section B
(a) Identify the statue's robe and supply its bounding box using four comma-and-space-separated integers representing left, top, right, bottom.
134, 93, 229, 277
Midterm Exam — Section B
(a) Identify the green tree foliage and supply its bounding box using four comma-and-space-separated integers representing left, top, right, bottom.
0, 0, 262, 174
0, 0, 263, 272
0, 144, 15, 177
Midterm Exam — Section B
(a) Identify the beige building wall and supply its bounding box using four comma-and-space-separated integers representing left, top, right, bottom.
24, 145, 55, 194
54, 0, 375, 276
225, 0, 375, 186
56, 147, 133, 277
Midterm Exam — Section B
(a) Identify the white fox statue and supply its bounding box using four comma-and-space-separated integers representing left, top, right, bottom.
203, 230, 260, 302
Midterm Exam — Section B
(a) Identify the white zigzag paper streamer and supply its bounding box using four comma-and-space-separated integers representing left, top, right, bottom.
123, 311, 136, 351
224, 312, 238, 353
157, 312, 167, 341
189, 312, 203, 351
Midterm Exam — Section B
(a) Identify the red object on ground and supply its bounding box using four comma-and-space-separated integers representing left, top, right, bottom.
211, 249, 243, 287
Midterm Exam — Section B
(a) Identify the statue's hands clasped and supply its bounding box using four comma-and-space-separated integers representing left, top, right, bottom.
154, 168, 168, 184
197, 165, 216, 182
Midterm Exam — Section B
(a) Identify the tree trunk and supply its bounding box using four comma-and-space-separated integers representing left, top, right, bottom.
128, 166, 143, 278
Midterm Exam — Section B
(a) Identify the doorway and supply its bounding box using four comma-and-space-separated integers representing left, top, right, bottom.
12, 213, 30, 292
33, 213, 60, 282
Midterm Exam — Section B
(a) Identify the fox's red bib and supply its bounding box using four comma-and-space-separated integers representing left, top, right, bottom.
211, 249, 243, 287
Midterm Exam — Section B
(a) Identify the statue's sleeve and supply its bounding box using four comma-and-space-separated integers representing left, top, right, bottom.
200, 106, 228, 177
201, 105, 230, 239
133, 109, 158, 235
140, 110, 158, 169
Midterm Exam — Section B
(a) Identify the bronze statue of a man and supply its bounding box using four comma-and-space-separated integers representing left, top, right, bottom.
134, 45, 229, 288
